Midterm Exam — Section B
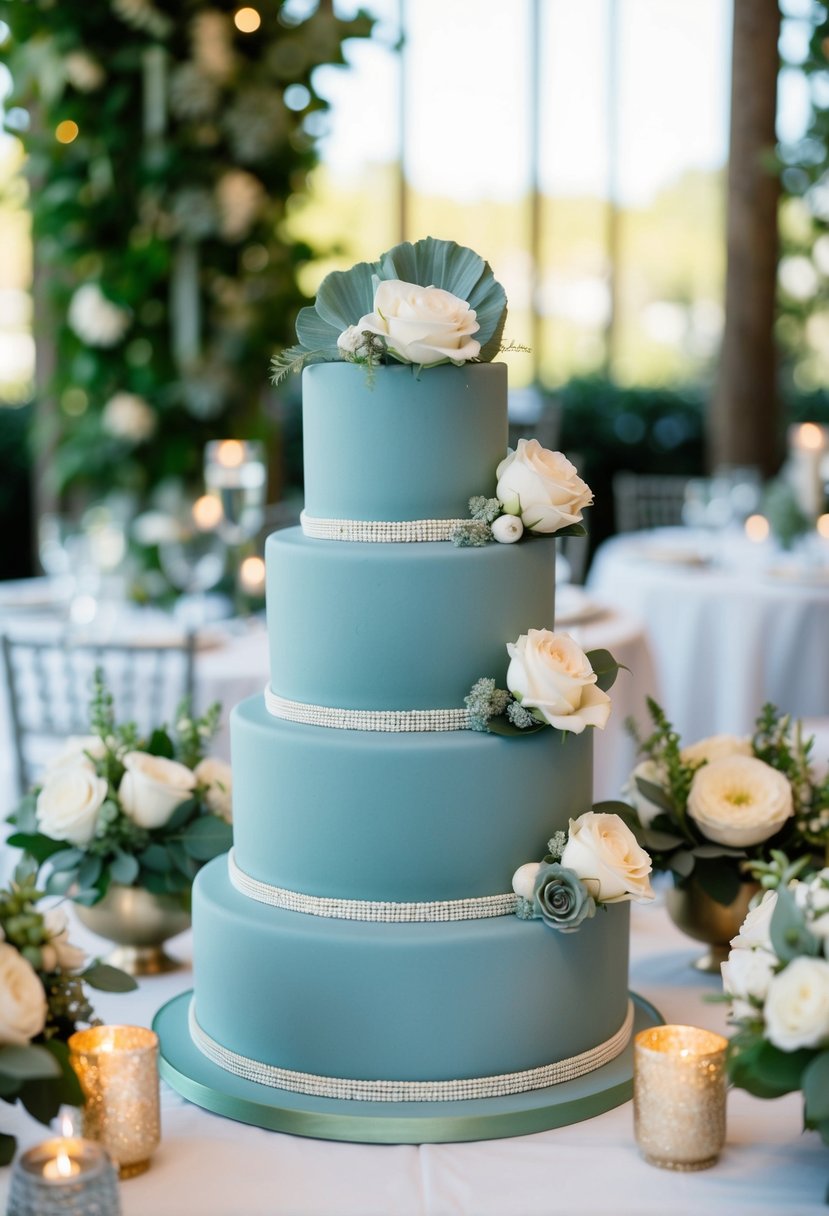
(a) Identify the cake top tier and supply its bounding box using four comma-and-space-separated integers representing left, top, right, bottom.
271, 237, 507, 384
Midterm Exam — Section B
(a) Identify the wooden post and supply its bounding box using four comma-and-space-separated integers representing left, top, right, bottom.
710, 0, 781, 476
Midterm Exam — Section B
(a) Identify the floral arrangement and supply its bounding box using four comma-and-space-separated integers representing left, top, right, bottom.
0, 863, 136, 1164
511, 811, 654, 932
722, 873, 829, 1149
621, 699, 829, 905
6, 673, 233, 907
450, 440, 593, 547
466, 630, 621, 737
271, 237, 508, 383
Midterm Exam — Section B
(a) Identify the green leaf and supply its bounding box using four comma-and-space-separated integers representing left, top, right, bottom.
0, 1132, 17, 1167
728, 1030, 812, 1098
8, 792, 38, 833
167, 840, 199, 880
770, 883, 822, 963
164, 797, 199, 831
71, 888, 103, 907
47, 847, 85, 872
584, 649, 624, 693
634, 776, 675, 814
693, 857, 743, 905
6, 832, 67, 864
77, 854, 102, 890
140, 843, 173, 872
109, 850, 139, 886
642, 827, 687, 851
0, 1044, 61, 1081
803, 1051, 829, 1126
45, 868, 80, 897
147, 728, 174, 759
486, 715, 546, 738
18, 1075, 64, 1126
82, 962, 138, 993
313, 260, 376, 332
554, 522, 588, 538
670, 850, 696, 879
692, 844, 747, 859
43, 1039, 83, 1108
181, 815, 233, 861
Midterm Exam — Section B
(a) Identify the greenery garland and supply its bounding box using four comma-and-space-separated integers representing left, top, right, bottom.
0, 0, 373, 505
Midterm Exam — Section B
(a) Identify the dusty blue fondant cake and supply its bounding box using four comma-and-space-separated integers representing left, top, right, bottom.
157, 241, 658, 1142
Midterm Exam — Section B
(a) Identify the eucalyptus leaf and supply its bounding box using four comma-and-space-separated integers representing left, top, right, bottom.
165, 797, 199, 831
486, 715, 546, 738
139, 871, 169, 895
140, 843, 173, 872
585, 649, 624, 693
803, 1050, 829, 1125
642, 827, 687, 852
692, 844, 747, 859
770, 883, 822, 963
45, 869, 79, 897
47, 847, 85, 873
109, 850, 140, 886
77, 854, 102, 890
0, 1044, 62, 1081
669, 850, 696, 879
71, 888, 103, 907
181, 815, 233, 861
9, 792, 38, 833
82, 962, 138, 993
167, 840, 198, 880
634, 776, 675, 814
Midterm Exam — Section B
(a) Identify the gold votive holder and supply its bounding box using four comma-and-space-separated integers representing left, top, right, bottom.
68, 1025, 160, 1179
633, 1024, 728, 1171
7, 1136, 121, 1215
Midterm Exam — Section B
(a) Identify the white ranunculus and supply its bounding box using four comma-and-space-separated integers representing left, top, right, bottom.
36, 767, 109, 847
194, 757, 233, 823
119, 752, 196, 830
337, 325, 366, 355
495, 439, 593, 535
42, 908, 86, 973
506, 629, 611, 735
680, 733, 753, 766
68, 283, 131, 348
45, 735, 108, 777
687, 755, 793, 847
721, 945, 777, 1021
512, 861, 541, 901
795, 871, 829, 941
731, 889, 779, 952
560, 811, 654, 904
491, 514, 524, 544
355, 279, 480, 367
624, 759, 668, 828
0, 943, 47, 1046
101, 392, 156, 443
764, 956, 829, 1051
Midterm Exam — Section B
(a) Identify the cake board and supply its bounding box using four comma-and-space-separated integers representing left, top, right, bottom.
154, 990, 662, 1145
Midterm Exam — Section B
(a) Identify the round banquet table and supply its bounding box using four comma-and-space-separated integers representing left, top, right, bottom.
587, 527, 829, 745
0, 891, 826, 1216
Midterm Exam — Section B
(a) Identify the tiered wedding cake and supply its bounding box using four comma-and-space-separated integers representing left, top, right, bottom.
157, 240, 657, 1142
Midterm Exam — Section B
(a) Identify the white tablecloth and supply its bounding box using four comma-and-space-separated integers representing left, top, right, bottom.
1, 893, 826, 1216
587, 528, 829, 745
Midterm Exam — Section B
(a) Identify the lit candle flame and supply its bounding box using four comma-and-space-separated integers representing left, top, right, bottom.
744, 514, 770, 543
239, 555, 266, 594
216, 439, 246, 469
56, 1150, 74, 1178
192, 494, 223, 531
818, 514, 829, 539
796, 422, 825, 451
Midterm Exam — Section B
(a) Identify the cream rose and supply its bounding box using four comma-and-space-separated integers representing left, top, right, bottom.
194, 757, 233, 823
36, 767, 108, 846
721, 946, 777, 1021
0, 943, 47, 1046
687, 755, 793, 847
731, 889, 778, 952
625, 759, 668, 829
512, 861, 542, 901
764, 956, 829, 1051
495, 439, 593, 534
680, 733, 753, 766
119, 751, 196, 830
506, 629, 611, 734
41, 908, 86, 974
560, 811, 654, 904
45, 735, 108, 776
354, 280, 480, 366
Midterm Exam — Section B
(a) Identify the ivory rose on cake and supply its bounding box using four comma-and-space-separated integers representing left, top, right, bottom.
506, 629, 611, 734
495, 439, 593, 534
119, 751, 196, 829
687, 755, 794, 847
36, 766, 109, 846
350, 280, 481, 367
560, 811, 654, 904
0, 943, 47, 1046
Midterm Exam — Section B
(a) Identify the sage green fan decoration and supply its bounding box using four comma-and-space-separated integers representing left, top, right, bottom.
271, 237, 508, 384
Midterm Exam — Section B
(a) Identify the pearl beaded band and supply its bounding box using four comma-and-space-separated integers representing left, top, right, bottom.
228, 850, 517, 923
265, 686, 472, 733
300, 510, 465, 543
189, 1000, 634, 1103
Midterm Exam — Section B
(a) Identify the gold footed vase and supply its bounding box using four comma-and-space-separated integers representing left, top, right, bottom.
76, 884, 191, 977
665, 877, 760, 974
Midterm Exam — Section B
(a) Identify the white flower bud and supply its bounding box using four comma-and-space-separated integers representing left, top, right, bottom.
491, 514, 524, 544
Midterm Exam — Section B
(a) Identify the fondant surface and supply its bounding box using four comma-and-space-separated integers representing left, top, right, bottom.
192, 858, 631, 1084
302, 362, 507, 522
231, 696, 592, 902
265, 529, 556, 710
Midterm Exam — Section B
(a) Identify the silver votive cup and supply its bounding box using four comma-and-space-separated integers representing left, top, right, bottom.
633, 1024, 728, 1170
7, 1137, 121, 1216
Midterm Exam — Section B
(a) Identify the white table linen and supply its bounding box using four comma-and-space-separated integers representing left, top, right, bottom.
0, 893, 825, 1216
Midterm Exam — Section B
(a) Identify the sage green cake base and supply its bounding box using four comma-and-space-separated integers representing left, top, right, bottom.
155, 991, 661, 1145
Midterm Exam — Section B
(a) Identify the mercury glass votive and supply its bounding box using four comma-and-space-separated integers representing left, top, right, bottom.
68, 1026, 160, 1179
7, 1137, 121, 1216
633, 1024, 728, 1171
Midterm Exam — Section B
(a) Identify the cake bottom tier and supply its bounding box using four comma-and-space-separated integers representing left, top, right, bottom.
190, 857, 632, 1092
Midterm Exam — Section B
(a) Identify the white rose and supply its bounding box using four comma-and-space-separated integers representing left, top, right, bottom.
731, 889, 779, 952
119, 751, 196, 830
721, 945, 777, 1020
495, 439, 593, 534
194, 757, 233, 823
102, 392, 156, 443
36, 767, 109, 847
355, 279, 481, 366
68, 283, 130, 348
491, 514, 524, 544
42, 909, 87, 973
560, 811, 654, 904
512, 861, 541, 901
506, 629, 611, 734
624, 759, 668, 828
0, 943, 47, 1046
680, 733, 753, 766
687, 755, 793, 847
45, 735, 108, 777
764, 956, 829, 1051
795, 871, 829, 941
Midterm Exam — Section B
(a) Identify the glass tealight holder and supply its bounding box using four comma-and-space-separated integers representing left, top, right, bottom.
7, 1136, 121, 1216
633, 1024, 728, 1171
68, 1026, 160, 1179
